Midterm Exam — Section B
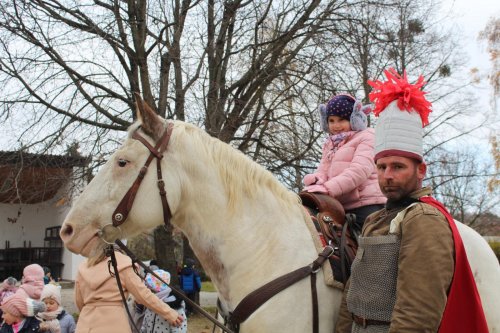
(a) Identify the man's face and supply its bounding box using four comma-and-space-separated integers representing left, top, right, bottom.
376, 156, 426, 202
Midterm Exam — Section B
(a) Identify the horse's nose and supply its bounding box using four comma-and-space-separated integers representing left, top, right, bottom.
60, 223, 74, 243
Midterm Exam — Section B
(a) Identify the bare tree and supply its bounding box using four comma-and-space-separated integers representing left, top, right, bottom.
1, 0, 497, 266
426, 146, 500, 225
305, 0, 498, 222
479, 17, 500, 102
479, 17, 500, 193
0, 0, 353, 273
423, 14, 500, 224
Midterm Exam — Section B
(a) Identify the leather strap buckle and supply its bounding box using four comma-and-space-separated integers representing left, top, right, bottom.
352, 314, 389, 328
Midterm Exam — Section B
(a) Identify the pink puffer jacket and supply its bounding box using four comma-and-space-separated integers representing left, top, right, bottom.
305, 128, 386, 210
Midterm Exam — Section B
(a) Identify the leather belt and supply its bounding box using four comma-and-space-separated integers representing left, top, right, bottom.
352, 314, 390, 328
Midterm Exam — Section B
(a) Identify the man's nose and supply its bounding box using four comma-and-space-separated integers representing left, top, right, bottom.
383, 167, 394, 179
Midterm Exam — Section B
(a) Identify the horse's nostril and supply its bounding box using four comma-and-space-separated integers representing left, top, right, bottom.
61, 224, 74, 237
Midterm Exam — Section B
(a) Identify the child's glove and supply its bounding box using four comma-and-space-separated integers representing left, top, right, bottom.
303, 174, 318, 186
304, 184, 328, 194
26, 298, 46, 316
38, 322, 49, 331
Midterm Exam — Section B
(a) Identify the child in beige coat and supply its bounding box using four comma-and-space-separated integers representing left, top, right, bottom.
74, 250, 182, 333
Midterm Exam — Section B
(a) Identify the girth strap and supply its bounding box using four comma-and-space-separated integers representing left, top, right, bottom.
228, 246, 333, 332
311, 269, 319, 333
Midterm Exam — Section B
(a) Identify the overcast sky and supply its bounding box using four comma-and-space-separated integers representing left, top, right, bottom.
439, 0, 499, 156
443, 0, 499, 93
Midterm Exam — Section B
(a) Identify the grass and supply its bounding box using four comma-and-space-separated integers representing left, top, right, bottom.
488, 241, 500, 262
201, 281, 216, 292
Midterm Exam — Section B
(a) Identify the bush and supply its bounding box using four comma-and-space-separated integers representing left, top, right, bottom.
488, 241, 500, 262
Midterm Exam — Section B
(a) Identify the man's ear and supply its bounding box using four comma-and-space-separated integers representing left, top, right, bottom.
134, 92, 163, 140
417, 162, 427, 181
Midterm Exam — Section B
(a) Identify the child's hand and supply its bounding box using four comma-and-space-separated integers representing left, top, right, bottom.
304, 184, 328, 194
303, 174, 318, 186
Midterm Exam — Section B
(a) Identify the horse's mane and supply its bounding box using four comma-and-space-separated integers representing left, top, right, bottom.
177, 122, 300, 213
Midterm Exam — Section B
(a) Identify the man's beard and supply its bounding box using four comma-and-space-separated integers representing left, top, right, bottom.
381, 174, 420, 205
382, 186, 411, 203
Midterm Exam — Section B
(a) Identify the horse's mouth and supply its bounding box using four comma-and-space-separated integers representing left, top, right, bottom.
60, 222, 102, 256
79, 234, 102, 257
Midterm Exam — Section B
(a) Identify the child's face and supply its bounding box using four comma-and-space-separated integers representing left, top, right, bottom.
328, 115, 351, 134
2, 310, 23, 325
43, 298, 59, 312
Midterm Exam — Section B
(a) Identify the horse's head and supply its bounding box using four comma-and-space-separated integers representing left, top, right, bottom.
60, 97, 181, 258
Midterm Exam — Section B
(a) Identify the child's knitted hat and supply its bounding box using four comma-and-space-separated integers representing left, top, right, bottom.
2, 277, 17, 291
20, 264, 44, 300
40, 284, 61, 305
368, 68, 432, 162
326, 94, 356, 120
319, 94, 373, 133
144, 269, 171, 293
22, 264, 44, 283
0, 292, 46, 317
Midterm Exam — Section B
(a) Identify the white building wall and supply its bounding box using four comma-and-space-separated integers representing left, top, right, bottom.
59, 165, 87, 281
61, 247, 85, 281
0, 165, 87, 281
0, 201, 66, 248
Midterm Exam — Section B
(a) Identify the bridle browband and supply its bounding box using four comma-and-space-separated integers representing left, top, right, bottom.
112, 123, 174, 228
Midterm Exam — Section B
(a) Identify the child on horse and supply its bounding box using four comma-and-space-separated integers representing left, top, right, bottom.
303, 94, 386, 233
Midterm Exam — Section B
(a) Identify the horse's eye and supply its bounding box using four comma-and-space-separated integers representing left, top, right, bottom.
118, 159, 128, 167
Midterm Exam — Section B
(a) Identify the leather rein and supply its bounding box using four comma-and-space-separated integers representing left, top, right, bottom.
103, 122, 332, 333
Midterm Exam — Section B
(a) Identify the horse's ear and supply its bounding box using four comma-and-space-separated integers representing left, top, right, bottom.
134, 93, 163, 140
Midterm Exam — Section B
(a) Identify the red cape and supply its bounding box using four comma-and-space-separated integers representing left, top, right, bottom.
420, 196, 489, 333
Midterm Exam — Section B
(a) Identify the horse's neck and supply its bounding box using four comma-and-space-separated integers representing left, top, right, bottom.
177, 187, 318, 306
167, 131, 318, 305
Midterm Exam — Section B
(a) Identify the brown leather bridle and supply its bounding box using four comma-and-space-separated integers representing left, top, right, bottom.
111, 123, 174, 229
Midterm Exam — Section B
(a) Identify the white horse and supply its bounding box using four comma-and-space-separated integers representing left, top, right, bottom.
60, 100, 500, 332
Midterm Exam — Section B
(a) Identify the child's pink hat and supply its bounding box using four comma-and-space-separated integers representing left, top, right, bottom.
23, 264, 44, 283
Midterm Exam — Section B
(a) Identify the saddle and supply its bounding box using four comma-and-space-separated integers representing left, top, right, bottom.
299, 191, 358, 284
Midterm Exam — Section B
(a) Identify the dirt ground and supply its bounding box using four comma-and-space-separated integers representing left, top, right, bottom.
186, 311, 218, 333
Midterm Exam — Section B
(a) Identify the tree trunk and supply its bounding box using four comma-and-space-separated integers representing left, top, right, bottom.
153, 225, 182, 285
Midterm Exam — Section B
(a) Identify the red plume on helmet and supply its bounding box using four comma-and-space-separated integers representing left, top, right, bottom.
368, 68, 432, 127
